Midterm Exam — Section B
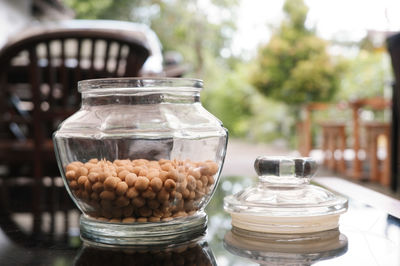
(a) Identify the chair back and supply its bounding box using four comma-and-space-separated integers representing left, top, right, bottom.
0, 28, 150, 142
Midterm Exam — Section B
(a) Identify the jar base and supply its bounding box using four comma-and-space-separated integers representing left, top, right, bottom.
80, 212, 207, 246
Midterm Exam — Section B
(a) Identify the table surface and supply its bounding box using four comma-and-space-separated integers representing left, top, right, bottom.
0, 176, 399, 266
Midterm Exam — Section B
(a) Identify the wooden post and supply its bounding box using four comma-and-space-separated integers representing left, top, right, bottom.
352, 104, 362, 179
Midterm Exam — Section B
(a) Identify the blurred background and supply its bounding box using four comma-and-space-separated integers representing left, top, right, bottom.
1, 0, 400, 264
1, 0, 399, 200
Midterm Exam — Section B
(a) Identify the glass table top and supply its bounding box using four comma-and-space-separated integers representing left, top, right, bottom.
0, 175, 399, 266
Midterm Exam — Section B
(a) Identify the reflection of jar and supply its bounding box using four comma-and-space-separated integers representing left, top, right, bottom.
75, 238, 216, 266
224, 227, 348, 265
53, 78, 228, 245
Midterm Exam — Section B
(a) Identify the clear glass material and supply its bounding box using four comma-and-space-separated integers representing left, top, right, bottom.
224, 156, 348, 233
53, 78, 228, 245
224, 227, 348, 265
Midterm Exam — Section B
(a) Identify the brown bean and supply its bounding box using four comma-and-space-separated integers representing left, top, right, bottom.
122, 205, 134, 217
89, 167, 102, 174
111, 208, 122, 218
125, 173, 138, 187
148, 161, 160, 169
116, 182, 128, 196
207, 175, 215, 185
152, 209, 163, 218
66, 170, 77, 180
189, 168, 201, 179
81, 191, 90, 200
118, 170, 130, 180
97, 217, 109, 222
207, 161, 219, 175
84, 162, 97, 169
159, 171, 168, 182
187, 175, 196, 191
195, 190, 205, 199
172, 211, 187, 218
109, 218, 121, 223
162, 217, 173, 222
176, 172, 186, 182
138, 168, 147, 177
98, 171, 108, 182
137, 217, 148, 223
115, 196, 130, 207
138, 206, 152, 217
84, 180, 92, 193
78, 175, 88, 187
177, 179, 187, 192
167, 169, 179, 181
69, 180, 78, 190
174, 191, 183, 200
126, 187, 139, 199
100, 199, 113, 209
87, 172, 99, 183
90, 192, 99, 200
158, 159, 169, 165
147, 169, 159, 180
66, 164, 78, 172
164, 179, 176, 192
189, 191, 196, 200
150, 177, 163, 192
132, 166, 142, 175
124, 164, 134, 172
89, 158, 99, 164
104, 176, 119, 191
149, 216, 161, 222
100, 190, 116, 201
161, 163, 173, 172
184, 200, 194, 211
92, 182, 104, 193
182, 189, 190, 199
78, 167, 89, 177
132, 197, 146, 208
147, 199, 160, 210
142, 189, 156, 199
135, 176, 149, 191
122, 217, 136, 223
201, 175, 208, 186
157, 188, 170, 202
196, 180, 203, 189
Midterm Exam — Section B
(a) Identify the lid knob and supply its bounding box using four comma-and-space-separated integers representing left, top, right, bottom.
254, 156, 317, 185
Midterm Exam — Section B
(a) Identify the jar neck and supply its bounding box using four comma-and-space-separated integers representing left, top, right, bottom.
81, 91, 200, 106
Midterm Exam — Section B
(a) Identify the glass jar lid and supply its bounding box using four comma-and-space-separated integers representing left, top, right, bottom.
224, 156, 348, 233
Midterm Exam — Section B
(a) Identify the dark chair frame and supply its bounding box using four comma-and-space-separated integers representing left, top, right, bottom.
0, 28, 150, 236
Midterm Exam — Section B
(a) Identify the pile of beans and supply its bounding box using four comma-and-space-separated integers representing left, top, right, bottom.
75, 242, 213, 266
64, 158, 218, 223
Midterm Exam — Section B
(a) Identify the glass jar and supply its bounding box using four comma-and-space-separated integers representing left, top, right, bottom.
224, 156, 348, 234
53, 78, 228, 245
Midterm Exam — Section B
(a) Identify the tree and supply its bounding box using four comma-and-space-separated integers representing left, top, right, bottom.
65, 0, 238, 78
251, 0, 343, 106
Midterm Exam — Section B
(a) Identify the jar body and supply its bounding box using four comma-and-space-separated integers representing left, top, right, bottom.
53, 78, 228, 244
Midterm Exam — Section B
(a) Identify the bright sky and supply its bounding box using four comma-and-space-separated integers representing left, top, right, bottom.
231, 0, 400, 58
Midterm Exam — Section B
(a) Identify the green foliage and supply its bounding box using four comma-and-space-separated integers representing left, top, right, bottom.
203, 63, 290, 141
336, 50, 392, 100
251, 0, 343, 106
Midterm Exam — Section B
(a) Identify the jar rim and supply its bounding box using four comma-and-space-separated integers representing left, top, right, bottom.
78, 77, 203, 93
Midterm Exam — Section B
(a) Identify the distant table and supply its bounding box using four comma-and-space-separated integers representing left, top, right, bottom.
0, 176, 399, 265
